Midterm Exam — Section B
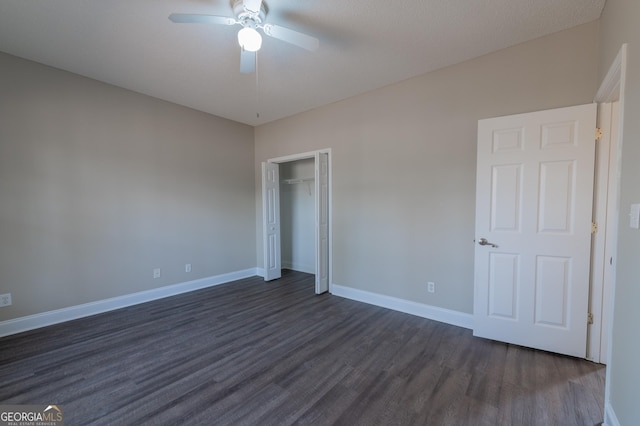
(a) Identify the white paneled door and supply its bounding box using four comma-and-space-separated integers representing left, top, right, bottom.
262, 162, 281, 281
473, 104, 597, 358
315, 152, 329, 294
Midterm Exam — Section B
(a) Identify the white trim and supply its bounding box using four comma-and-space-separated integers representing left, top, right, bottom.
331, 283, 473, 330
604, 402, 621, 426
595, 45, 626, 103
0, 268, 258, 337
256, 267, 265, 277
594, 43, 627, 418
267, 149, 329, 164
327, 153, 333, 296
588, 102, 614, 363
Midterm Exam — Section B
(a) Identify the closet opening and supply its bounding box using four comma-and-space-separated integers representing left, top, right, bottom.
262, 149, 331, 294
280, 158, 316, 275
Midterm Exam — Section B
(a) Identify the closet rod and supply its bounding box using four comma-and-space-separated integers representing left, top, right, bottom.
281, 177, 314, 184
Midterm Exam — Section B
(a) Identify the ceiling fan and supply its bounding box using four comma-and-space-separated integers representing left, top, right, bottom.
169, 0, 319, 74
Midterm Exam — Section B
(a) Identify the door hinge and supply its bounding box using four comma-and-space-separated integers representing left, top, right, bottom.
591, 222, 598, 234
595, 127, 603, 141
588, 312, 594, 325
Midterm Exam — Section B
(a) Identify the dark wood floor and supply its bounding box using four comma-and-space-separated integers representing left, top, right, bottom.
0, 270, 605, 425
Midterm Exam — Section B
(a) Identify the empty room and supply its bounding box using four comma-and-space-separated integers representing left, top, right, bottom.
1, 0, 639, 425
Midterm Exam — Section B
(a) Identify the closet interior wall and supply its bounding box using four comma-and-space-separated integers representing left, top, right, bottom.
280, 158, 316, 274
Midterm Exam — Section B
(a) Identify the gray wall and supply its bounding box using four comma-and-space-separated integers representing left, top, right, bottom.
0, 52, 256, 321
255, 21, 599, 314
598, 0, 640, 423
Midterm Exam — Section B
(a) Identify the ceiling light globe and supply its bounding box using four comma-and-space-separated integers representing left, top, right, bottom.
238, 27, 262, 52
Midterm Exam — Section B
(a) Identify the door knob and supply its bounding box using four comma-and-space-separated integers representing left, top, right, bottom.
478, 238, 498, 248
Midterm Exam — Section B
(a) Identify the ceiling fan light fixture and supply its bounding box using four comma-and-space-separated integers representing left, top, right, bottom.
238, 27, 262, 52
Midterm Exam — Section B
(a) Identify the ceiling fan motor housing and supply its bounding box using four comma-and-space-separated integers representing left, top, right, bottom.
233, 0, 267, 28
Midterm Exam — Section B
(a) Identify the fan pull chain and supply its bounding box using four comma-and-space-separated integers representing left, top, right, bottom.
255, 54, 260, 119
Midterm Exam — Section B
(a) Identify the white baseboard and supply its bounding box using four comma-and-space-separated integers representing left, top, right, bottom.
0, 268, 259, 338
330, 283, 473, 330
604, 402, 620, 426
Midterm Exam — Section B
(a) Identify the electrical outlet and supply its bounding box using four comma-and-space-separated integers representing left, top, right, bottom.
185, 263, 192, 273
427, 282, 435, 293
0, 293, 12, 307
153, 268, 161, 279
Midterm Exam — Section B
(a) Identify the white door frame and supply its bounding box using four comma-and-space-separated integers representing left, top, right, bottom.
589, 101, 619, 364
589, 44, 627, 364
593, 44, 627, 426
263, 149, 332, 292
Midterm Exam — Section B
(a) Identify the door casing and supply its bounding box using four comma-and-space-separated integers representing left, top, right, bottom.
593, 43, 627, 426
589, 44, 627, 368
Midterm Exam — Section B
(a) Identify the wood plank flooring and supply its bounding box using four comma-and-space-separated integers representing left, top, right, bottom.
0, 270, 605, 425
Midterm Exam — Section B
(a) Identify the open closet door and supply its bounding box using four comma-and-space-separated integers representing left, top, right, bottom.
315, 152, 329, 294
262, 162, 281, 281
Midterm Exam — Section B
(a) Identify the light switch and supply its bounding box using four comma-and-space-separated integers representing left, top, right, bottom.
630, 203, 640, 229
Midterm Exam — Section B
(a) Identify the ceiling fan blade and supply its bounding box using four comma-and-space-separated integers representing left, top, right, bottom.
240, 49, 256, 74
169, 13, 237, 25
243, 0, 263, 14
262, 24, 319, 51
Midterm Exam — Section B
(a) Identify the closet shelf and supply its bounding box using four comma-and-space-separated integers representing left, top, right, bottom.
281, 177, 314, 184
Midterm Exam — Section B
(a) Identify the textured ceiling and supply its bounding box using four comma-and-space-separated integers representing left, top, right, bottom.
0, 0, 605, 126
